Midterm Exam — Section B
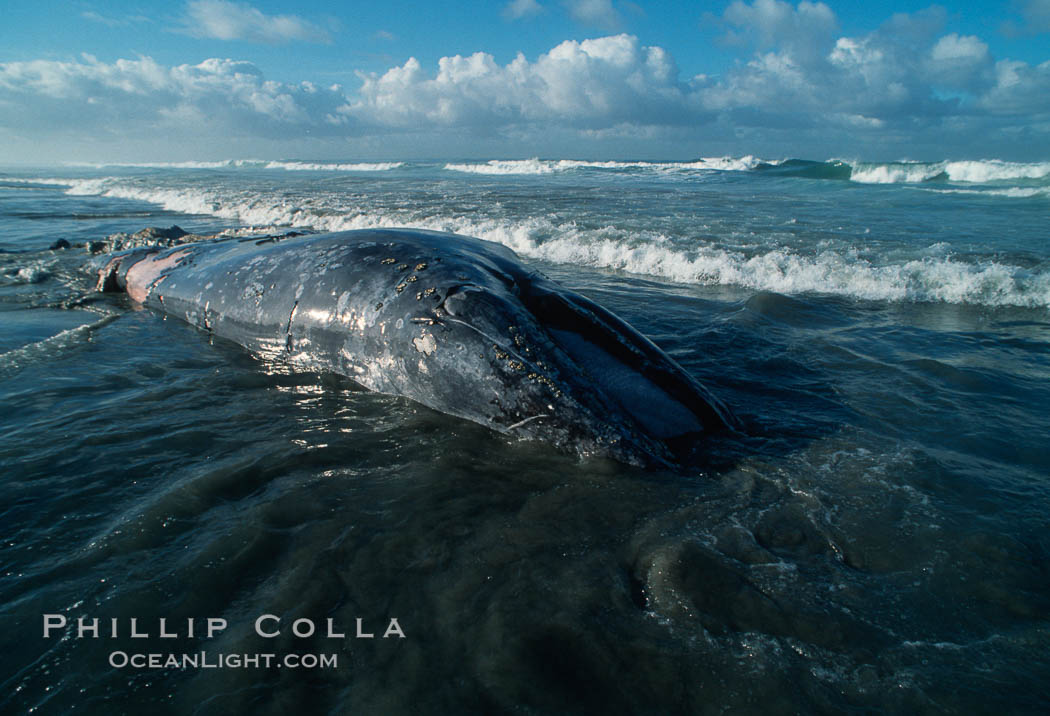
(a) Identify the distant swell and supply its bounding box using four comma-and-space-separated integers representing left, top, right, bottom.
48, 176, 1050, 309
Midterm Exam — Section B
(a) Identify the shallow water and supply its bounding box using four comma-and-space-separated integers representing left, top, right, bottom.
1, 159, 1049, 714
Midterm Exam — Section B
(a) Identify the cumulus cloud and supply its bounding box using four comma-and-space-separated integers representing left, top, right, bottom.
346, 35, 694, 130
342, 11, 1047, 150
1, 7, 1048, 158
504, 0, 544, 20
705, 1, 1038, 134
180, 0, 331, 44
925, 34, 993, 91
722, 0, 837, 57
0, 54, 350, 139
979, 59, 1050, 115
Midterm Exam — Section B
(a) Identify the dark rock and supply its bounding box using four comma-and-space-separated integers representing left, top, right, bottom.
93, 225, 198, 253
133, 225, 189, 242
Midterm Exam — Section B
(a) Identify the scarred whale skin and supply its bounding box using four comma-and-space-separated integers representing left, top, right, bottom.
90, 228, 733, 466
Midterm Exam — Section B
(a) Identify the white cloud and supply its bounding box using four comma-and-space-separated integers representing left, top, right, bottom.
81, 11, 151, 27
694, 1, 1050, 153
0, 19, 1048, 159
181, 0, 331, 44
566, 0, 622, 30
979, 59, 1050, 114
711, 4, 1001, 124
504, 0, 544, 20
346, 35, 694, 130
0, 55, 349, 139
879, 5, 947, 42
926, 34, 992, 91
721, 0, 837, 63
930, 33, 988, 63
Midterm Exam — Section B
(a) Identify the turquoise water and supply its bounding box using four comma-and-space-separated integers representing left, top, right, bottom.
2, 158, 1049, 714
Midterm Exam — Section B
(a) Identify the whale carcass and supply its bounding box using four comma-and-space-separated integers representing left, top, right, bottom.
89, 228, 733, 466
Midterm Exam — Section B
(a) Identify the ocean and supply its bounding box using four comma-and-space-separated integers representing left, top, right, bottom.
1, 157, 1048, 714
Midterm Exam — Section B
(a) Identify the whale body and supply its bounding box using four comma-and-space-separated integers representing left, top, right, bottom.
90, 228, 733, 466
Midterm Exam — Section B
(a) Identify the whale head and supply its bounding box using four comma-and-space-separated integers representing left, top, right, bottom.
327, 230, 734, 466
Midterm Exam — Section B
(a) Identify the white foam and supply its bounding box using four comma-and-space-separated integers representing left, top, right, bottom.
61, 178, 1050, 309
67, 160, 259, 170
688, 155, 768, 172
943, 160, 1050, 183
444, 159, 564, 175
443, 156, 771, 175
517, 234, 1050, 308
1, 177, 80, 187
848, 162, 941, 184
66, 159, 403, 172
847, 159, 1050, 184
13, 262, 52, 284
65, 178, 120, 195
925, 187, 1050, 199
259, 160, 403, 172
444, 158, 672, 175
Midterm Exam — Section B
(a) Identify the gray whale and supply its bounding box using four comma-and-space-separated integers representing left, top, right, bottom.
90, 228, 733, 466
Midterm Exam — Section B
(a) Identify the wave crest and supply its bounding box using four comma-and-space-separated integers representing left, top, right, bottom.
58, 177, 1050, 308
30, 155, 1050, 190
846, 159, 1050, 185
64, 160, 404, 172
443, 156, 770, 175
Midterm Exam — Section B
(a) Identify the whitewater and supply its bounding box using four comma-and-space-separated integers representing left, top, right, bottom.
8, 156, 1049, 308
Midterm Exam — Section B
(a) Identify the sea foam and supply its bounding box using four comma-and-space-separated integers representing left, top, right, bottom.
846, 159, 1050, 184
35, 155, 1050, 186
443, 156, 770, 175
56, 177, 1050, 309
65, 160, 403, 172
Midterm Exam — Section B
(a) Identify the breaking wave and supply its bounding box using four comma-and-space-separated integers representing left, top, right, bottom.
432, 156, 1050, 187
66, 160, 404, 172
29, 156, 1050, 190
844, 159, 1050, 184
444, 156, 769, 175
50, 176, 1050, 309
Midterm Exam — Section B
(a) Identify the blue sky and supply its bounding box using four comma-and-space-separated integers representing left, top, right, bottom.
1, 0, 1048, 162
